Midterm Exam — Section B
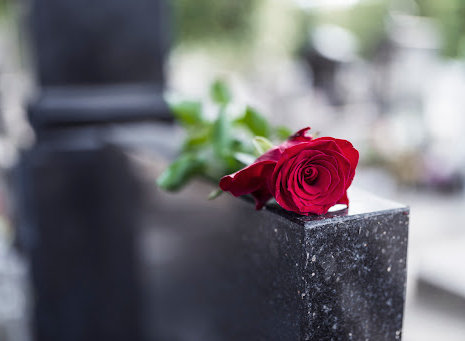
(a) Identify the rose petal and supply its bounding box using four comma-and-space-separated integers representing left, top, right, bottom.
220, 160, 276, 209
256, 146, 283, 163
314, 137, 359, 185
337, 191, 349, 206
251, 187, 274, 210
274, 170, 298, 212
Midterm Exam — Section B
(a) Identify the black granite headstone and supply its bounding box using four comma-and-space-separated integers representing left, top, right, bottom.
18, 139, 146, 341
135, 150, 409, 341
18, 1, 172, 340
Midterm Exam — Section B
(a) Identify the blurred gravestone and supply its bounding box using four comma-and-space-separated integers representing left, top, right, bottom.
27, 0, 172, 130
19, 1, 171, 341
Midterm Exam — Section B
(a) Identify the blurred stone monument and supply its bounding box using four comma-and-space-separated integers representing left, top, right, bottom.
28, 0, 171, 130
18, 1, 171, 341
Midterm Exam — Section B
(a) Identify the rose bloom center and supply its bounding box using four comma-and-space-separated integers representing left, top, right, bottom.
303, 166, 318, 184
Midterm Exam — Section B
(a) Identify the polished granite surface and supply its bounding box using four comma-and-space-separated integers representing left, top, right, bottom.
137, 163, 409, 341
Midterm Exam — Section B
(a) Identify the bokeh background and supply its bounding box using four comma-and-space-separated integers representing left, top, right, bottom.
0, 0, 465, 340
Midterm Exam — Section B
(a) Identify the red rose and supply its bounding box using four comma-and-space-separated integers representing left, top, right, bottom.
219, 127, 359, 215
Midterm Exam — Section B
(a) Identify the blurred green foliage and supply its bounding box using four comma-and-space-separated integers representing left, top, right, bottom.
0, 0, 12, 18
171, 0, 260, 47
236, 107, 271, 138
170, 0, 396, 62
417, 0, 465, 58
158, 80, 290, 192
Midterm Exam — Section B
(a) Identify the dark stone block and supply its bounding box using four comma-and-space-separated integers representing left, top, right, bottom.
28, 0, 170, 86
28, 84, 172, 130
140, 174, 409, 341
25, 0, 172, 129
19, 141, 145, 341
298, 208, 408, 340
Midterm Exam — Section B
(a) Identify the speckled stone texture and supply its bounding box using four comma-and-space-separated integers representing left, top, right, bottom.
298, 210, 408, 340
141, 177, 409, 341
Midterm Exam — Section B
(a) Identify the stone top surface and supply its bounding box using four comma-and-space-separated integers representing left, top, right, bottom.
265, 187, 408, 227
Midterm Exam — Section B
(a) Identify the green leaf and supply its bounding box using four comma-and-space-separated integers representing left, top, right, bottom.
182, 124, 212, 151
212, 108, 231, 158
208, 188, 224, 200
253, 136, 274, 155
239, 106, 271, 138
210, 79, 232, 105
274, 125, 292, 141
157, 154, 205, 191
168, 99, 203, 126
